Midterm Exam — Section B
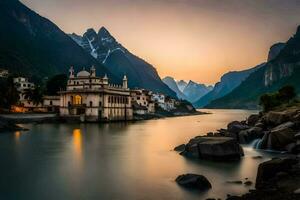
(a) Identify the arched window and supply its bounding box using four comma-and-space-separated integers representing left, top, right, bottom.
50, 100, 53, 106
99, 101, 102, 107
90, 101, 93, 107
74, 95, 82, 105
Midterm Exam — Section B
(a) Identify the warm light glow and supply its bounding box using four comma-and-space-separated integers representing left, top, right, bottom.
73, 95, 82, 105
14, 131, 21, 142
11, 105, 27, 113
20, 0, 300, 84
73, 129, 82, 156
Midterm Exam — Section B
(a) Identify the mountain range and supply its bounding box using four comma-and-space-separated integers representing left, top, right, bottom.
162, 77, 212, 102
0, 0, 175, 97
69, 28, 176, 97
206, 26, 300, 109
0, 0, 116, 82
193, 63, 264, 108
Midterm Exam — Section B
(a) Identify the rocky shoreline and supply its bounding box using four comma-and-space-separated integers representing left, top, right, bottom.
174, 105, 300, 199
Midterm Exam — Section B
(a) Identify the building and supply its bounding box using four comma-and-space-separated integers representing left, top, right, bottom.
151, 93, 166, 110
13, 77, 36, 109
165, 97, 176, 111
59, 66, 133, 122
130, 89, 155, 114
43, 96, 60, 112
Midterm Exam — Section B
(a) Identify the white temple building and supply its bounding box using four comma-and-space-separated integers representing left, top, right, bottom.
59, 66, 133, 122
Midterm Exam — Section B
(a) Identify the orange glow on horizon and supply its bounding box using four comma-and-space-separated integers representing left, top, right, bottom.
21, 0, 300, 84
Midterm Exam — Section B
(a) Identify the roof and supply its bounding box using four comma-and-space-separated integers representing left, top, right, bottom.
77, 70, 90, 77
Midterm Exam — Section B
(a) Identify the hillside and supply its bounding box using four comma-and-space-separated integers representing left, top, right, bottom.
194, 63, 263, 108
70, 27, 176, 97
206, 26, 300, 109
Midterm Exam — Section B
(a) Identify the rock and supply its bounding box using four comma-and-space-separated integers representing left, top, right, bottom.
174, 144, 186, 152
181, 136, 244, 161
264, 111, 289, 125
294, 188, 300, 194
252, 156, 263, 159
254, 122, 264, 128
238, 127, 263, 144
207, 132, 214, 136
295, 132, 300, 140
226, 180, 243, 184
244, 181, 252, 186
285, 143, 296, 153
247, 114, 260, 126
175, 174, 212, 190
0, 118, 28, 132
260, 123, 296, 150
256, 157, 298, 189
227, 121, 249, 134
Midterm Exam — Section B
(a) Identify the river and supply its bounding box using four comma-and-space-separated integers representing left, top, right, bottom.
0, 109, 280, 200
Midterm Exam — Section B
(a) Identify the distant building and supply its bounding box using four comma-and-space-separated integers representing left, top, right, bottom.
130, 89, 155, 114
59, 66, 133, 121
43, 96, 60, 112
13, 77, 36, 109
151, 93, 166, 109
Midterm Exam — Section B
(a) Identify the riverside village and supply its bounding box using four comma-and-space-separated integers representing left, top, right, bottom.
0, 67, 196, 123
1, 1, 300, 200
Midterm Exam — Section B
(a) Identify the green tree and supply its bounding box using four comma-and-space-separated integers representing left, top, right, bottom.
46, 74, 68, 95
24, 86, 44, 106
0, 77, 19, 109
259, 93, 280, 112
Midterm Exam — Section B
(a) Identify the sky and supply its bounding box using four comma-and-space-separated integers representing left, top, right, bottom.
21, 0, 300, 85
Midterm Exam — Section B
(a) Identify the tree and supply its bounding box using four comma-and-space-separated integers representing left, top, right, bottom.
46, 74, 68, 95
24, 86, 44, 106
0, 77, 19, 109
278, 85, 296, 103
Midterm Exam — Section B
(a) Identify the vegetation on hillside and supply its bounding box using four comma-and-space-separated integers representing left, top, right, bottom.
259, 85, 297, 112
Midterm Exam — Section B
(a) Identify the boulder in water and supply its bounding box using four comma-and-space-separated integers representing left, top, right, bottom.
238, 127, 263, 144
247, 114, 260, 126
227, 121, 249, 134
176, 174, 212, 190
181, 136, 244, 161
256, 157, 298, 189
174, 144, 186, 151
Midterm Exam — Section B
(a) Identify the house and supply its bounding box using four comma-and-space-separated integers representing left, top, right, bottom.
13, 77, 36, 109
59, 66, 133, 122
130, 89, 155, 114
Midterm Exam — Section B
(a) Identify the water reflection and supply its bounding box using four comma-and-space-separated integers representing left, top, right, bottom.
1, 109, 271, 200
14, 131, 21, 143
72, 129, 83, 167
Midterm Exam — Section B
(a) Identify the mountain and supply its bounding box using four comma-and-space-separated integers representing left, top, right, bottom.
194, 63, 264, 108
206, 26, 300, 109
267, 42, 286, 61
183, 81, 212, 103
177, 80, 188, 92
162, 77, 187, 99
69, 28, 176, 97
0, 0, 115, 81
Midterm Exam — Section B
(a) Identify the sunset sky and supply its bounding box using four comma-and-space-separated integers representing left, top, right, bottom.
21, 0, 300, 85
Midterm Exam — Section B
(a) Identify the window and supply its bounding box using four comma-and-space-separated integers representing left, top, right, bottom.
99, 101, 102, 107
90, 101, 93, 107
74, 95, 82, 105
50, 101, 53, 106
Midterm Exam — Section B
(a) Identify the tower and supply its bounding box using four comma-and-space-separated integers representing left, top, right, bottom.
90, 66, 96, 77
69, 66, 74, 78
103, 74, 108, 84
122, 75, 128, 89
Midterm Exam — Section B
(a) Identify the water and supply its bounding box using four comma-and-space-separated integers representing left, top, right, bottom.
0, 109, 280, 200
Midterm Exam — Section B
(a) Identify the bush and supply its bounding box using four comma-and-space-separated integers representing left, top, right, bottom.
259, 85, 297, 112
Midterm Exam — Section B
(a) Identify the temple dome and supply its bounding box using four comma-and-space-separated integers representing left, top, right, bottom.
77, 70, 90, 77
